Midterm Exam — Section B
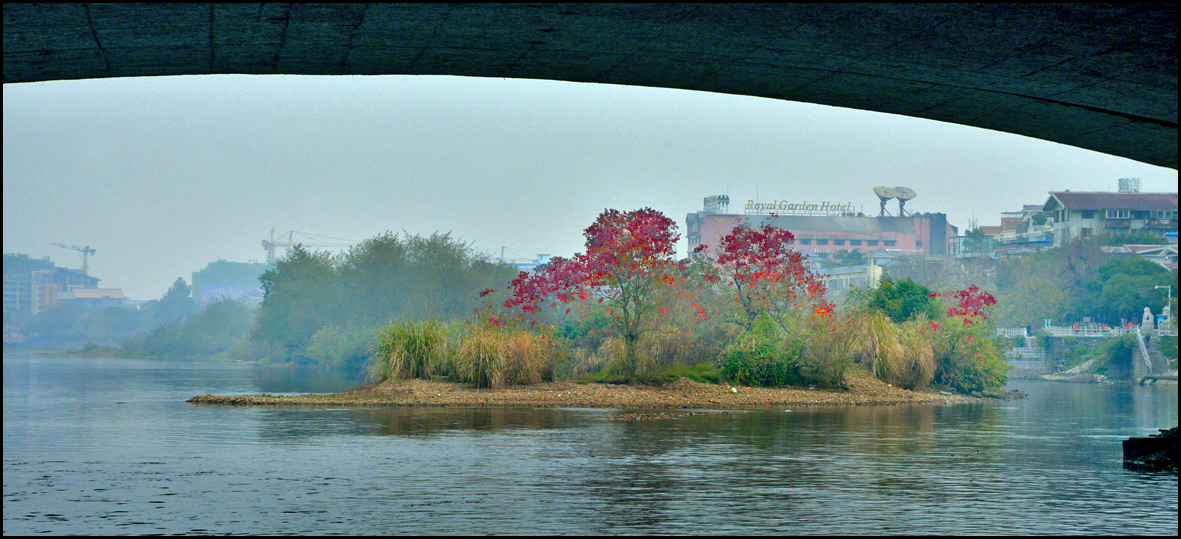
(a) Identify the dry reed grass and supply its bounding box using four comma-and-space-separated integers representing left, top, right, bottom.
846, 310, 935, 390
453, 328, 558, 388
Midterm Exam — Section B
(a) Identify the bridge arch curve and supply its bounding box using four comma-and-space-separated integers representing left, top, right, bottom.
4, 4, 1176, 169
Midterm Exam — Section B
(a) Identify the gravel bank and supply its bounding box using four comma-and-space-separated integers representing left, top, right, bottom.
187, 370, 981, 409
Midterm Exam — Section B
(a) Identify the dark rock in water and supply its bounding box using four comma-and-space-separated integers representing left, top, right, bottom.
1123, 427, 1178, 472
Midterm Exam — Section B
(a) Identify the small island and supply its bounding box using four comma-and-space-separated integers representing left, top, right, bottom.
187, 369, 997, 409
188, 208, 1028, 411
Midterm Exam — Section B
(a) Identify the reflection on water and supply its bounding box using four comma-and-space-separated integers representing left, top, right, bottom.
251, 364, 365, 395
3, 355, 1177, 534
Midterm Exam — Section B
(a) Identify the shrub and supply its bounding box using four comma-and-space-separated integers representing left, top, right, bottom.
306, 325, 378, 375
719, 314, 806, 387
371, 321, 448, 382
797, 313, 853, 388
930, 321, 1009, 394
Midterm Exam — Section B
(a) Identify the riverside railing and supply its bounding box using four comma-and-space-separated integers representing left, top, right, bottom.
1134, 327, 1154, 374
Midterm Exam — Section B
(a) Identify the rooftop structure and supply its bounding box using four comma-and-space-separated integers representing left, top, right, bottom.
1042, 191, 1178, 245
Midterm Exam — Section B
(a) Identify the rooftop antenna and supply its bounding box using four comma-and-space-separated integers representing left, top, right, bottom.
893, 186, 917, 217
873, 186, 895, 217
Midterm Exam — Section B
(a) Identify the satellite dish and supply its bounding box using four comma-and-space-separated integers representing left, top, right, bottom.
873, 186, 895, 216
893, 187, 917, 216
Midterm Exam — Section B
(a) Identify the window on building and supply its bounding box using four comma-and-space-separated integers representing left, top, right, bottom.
1080, 210, 1095, 219
833, 239, 845, 245
849, 239, 862, 246
916, 240, 922, 247
816, 239, 829, 245
867, 240, 879, 246
884, 240, 897, 247
800, 239, 811, 245
1105, 209, 1131, 219
1155, 210, 1178, 219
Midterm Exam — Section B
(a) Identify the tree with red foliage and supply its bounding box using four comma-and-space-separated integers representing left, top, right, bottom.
502, 208, 682, 376
707, 219, 831, 331
927, 285, 997, 327
925, 285, 1008, 393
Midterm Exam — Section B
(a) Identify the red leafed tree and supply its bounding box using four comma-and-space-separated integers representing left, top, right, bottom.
710, 220, 831, 330
503, 208, 681, 376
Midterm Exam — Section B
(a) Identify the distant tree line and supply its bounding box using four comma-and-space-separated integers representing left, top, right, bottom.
884, 233, 1176, 329
17, 277, 201, 349
240, 232, 518, 375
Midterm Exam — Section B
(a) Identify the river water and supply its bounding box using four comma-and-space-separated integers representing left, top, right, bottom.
3, 354, 1177, 535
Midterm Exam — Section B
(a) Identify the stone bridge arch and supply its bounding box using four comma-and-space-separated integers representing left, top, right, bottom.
4, 4, 1176, 168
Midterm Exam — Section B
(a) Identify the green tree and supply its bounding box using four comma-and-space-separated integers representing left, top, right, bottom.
867, 275, 941, 323
154, 277, 197, 326
962, 228, 987, 257
251, 245, 339, 361
1088, 256, 1172, 324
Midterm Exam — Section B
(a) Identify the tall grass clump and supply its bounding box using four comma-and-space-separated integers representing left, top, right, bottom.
370, 321, 448, 382
501, 330, 557, 385
847, 310, 934, 390
453, 327, 558, 389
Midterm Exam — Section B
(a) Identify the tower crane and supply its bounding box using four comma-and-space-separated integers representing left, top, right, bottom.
49, 243, 96, 275
261, 229, 354, 263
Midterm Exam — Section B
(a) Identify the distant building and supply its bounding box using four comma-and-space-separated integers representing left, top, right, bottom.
686, 196, 958, 262
57, 288, 127, 312
1042, 191, 1178, 245
191, 260, 274, 306
966, 204, 1056, 258
815, 262, 884, 293
3, 253, 101, 318
1101, 244, 1179, 271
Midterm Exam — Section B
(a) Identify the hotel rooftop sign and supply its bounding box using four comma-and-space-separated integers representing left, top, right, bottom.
745, 199, 857, 216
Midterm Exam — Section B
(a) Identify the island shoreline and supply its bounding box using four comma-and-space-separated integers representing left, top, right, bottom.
187, 370, 1015, 409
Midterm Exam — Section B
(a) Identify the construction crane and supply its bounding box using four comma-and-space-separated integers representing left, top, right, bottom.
261, 229, 354, 263
49, 243, 96, 275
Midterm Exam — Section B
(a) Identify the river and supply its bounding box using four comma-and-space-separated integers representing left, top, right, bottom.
3, 354, 1177, 534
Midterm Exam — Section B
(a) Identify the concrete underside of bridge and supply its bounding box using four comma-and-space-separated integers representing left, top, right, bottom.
4, 4, 1177, 169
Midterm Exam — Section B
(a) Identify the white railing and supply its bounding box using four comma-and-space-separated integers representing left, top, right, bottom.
1134, 327, 1154, 374
1041, 325, 1129, 337
997, 327, 1028, 338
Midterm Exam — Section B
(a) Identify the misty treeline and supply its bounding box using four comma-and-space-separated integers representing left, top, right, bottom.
884, 232, 1176, 329
18, 276, 208, 350
236, 232, 518, 374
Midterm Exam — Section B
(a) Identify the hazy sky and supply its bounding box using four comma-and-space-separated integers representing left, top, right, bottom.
4, 75, 1177, 300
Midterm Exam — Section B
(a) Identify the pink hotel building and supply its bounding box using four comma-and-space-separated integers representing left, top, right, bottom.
686, 196, 958, 260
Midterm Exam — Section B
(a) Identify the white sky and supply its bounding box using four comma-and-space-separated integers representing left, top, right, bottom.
3, 75, 1177, 300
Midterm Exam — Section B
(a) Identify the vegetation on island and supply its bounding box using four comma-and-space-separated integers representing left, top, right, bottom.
359, 208, 1010, 394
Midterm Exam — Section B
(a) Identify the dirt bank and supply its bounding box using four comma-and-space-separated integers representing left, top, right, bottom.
187, 370, 985, 409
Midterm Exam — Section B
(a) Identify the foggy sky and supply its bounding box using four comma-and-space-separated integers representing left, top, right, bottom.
3, 75, 1177, 300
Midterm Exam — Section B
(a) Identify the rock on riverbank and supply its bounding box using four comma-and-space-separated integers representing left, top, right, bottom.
187, 370, 985, 408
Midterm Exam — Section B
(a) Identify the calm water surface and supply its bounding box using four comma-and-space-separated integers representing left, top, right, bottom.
4, 354, 1177, 534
